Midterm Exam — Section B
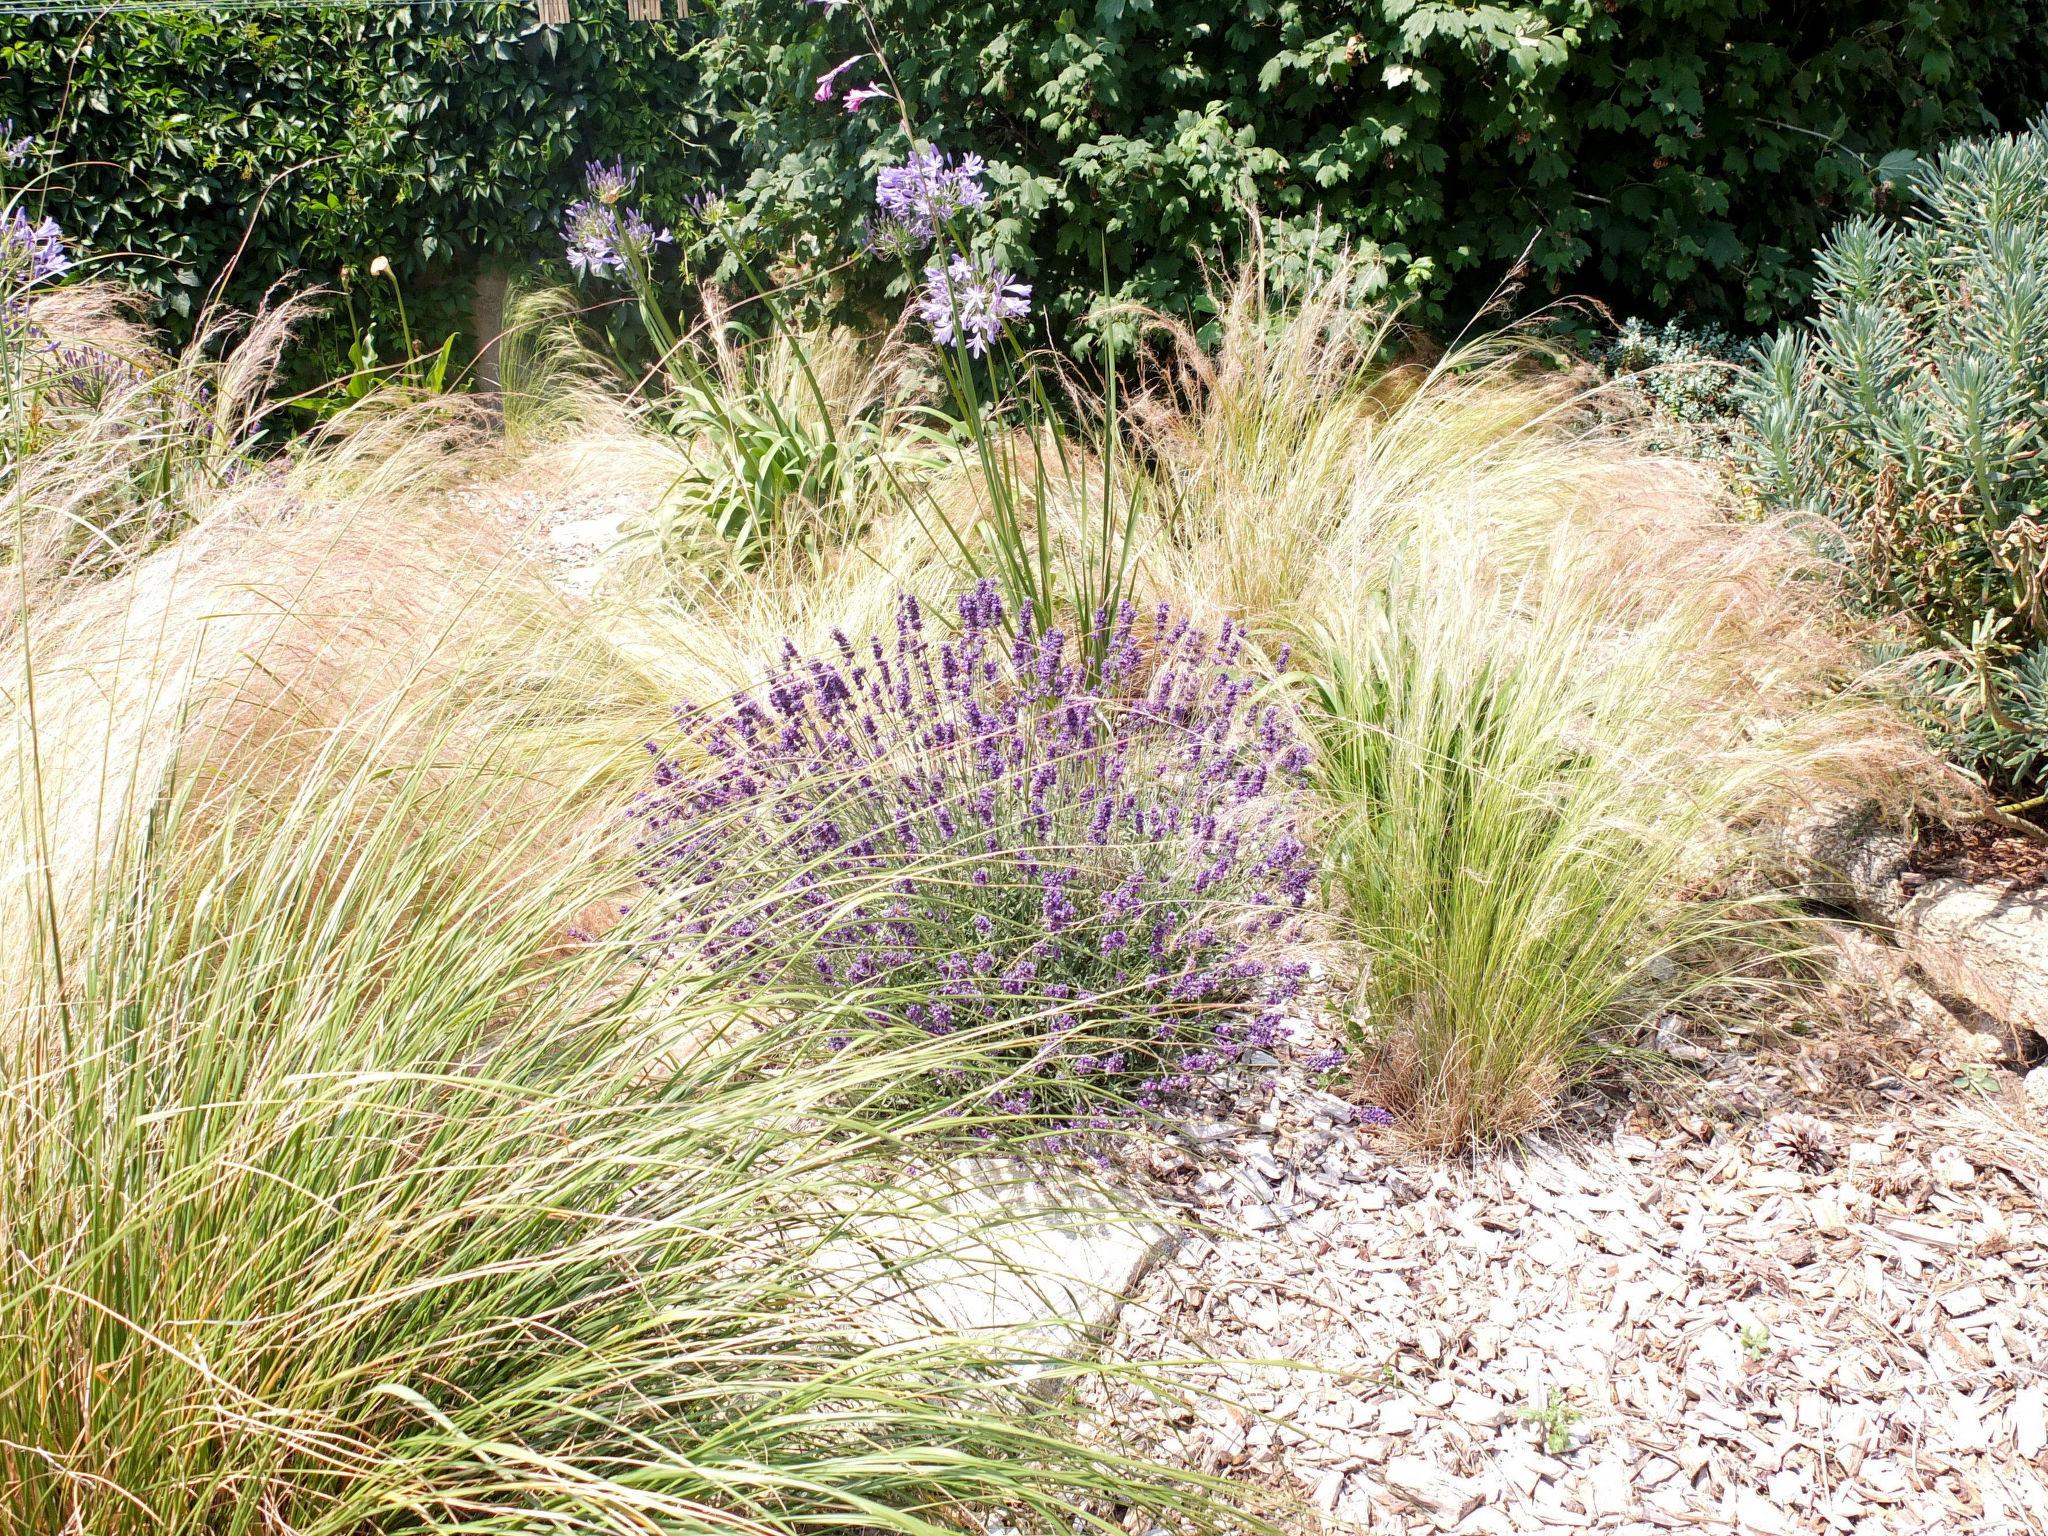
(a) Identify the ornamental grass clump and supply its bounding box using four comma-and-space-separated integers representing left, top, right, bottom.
1, 175, 304, 605
630, 579, 1323, 1122
0, 497, 1267, 1536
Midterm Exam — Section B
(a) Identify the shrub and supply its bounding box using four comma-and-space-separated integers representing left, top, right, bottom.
0, 5, 721, 339
1594, 316, 1749, 457
1742, 116, 2048, 803
629, 580, 1323, 1124
694, 0, 2048, 340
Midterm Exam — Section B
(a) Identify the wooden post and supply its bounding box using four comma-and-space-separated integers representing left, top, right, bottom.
626, 0, 662, 17
536, 0, 569, 23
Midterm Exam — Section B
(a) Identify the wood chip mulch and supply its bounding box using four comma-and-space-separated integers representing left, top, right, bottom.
1085, 962, 2048, 1535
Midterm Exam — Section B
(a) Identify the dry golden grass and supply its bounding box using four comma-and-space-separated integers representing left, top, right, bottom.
0, 398, 679, 996
1, 283, 320, 614
1111, 254, 1943, 1143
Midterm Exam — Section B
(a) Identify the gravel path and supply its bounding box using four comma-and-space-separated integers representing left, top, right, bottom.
1088, 935, 2048, 1536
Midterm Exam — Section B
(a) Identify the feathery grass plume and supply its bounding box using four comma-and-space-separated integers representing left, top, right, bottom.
2, 280, 315, 607
1128, 251, 1929, 1144
0, 495, 1270, 1535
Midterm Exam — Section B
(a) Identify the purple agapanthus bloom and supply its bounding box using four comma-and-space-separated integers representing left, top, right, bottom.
583, 157, 635, 205
874, 148, 988, 243
2, 209, 69, 285
629, 581, 1321, 1125
562, 159, 672, 280
918, 254, 1030, 356
0, 119, 34, 167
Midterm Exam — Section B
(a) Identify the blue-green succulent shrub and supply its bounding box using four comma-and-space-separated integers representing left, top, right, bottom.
1743, 117, 2048, 802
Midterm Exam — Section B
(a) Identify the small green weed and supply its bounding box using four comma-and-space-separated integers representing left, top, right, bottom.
1520, 1391, 1580, 1455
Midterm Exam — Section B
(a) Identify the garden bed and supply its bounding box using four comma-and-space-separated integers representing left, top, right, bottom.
1084, 946, 2048, 1534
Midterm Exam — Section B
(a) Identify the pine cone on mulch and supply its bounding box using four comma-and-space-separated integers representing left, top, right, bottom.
1756, 1111, 1839, 1174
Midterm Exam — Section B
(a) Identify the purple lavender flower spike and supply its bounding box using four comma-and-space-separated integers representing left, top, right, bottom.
625, 585, 1321, 1128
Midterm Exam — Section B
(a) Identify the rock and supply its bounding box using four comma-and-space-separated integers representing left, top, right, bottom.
1383, 1456, 1485, 1525
1780, 801, 2048, 1053
2026, 1063, 2048, 1115
821, 1160, 1175, 1384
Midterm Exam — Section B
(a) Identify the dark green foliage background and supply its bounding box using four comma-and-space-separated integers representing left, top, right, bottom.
0, 2, 719, 339
3, 0, 2047, 349
704, 0, 2048, 335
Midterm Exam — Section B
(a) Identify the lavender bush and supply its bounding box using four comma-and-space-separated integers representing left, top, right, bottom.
629, 581, 1321, 1124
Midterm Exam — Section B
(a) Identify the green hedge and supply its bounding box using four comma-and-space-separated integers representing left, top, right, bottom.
0, 2, 720, 335
697, 0, 2048, 336
6, 1, 2047, 353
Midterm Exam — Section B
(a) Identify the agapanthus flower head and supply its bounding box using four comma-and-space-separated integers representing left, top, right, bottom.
0, 119, 34, 167
2, 209, 69, 285
629, 580, 1323, 1128
562, 193, 672, 281
583, 157, 635, 206
860, 212, 924, 262
918, 253, 1030, 356
874, 148, 988, 243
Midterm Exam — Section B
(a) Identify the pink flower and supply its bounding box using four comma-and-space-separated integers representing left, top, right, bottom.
844, 85, 890, 113
814, 56, 863, 101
